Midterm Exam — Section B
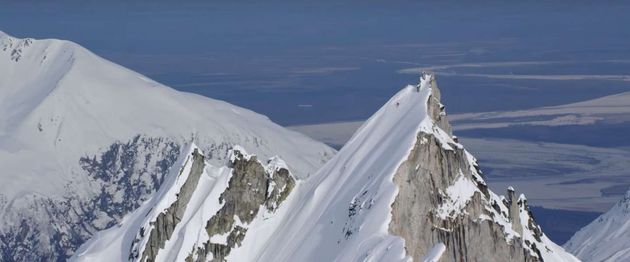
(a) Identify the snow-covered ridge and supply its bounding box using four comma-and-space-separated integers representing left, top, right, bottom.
74, 75, 447, 262
72, 72, 578, 261
565, 189, 630, 261
1, 29, 580, 261
73, 144, 297, 262
1, 33, 33, 62
251, 73, 578, 261
0, 31, 333, 261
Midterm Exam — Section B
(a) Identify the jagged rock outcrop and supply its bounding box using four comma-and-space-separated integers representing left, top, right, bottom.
138, 149, 206, 261
390, 132, 540, 261
191, 150, 295, 262
424, 72, 453, 136
388, 73, 573, 262
86, 145, 297, 262
0, 31, 333, 262
1, 136, 180, 262
73, 73, 577, 262
508, 188, 524, 236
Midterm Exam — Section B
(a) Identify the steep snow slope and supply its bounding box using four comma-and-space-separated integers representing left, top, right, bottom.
74, 143, 297, 262
253, 73, 578, 262
76, 73, 579, 261
565, 190, 630, 261
0, 31, 333, 261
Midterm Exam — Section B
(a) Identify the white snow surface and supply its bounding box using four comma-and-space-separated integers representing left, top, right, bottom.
74, 78, 439, 262
565, 190, 630, 261
73, 144, 232, 261
250, 82, 440, 262
74, 73, 579, 261
73, 144, 304, 262
2, 27, 578, 261
436, 171, 478, 219
0, 31, 332, 209
238, 75, 576, 261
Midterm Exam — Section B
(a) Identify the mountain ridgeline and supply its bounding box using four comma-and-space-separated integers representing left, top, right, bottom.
0, 31, 581, 261
75, 73, 579, 261
0, 31, 333, 261
565, 190, 630, 261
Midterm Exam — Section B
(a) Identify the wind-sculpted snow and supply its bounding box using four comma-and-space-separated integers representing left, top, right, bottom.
73, 144, 296, 262
0, 31, 333, 261
247, 73, 576, 262
76, 73, 579, 261
1, 29, 579, 261
565, 190, 630, 261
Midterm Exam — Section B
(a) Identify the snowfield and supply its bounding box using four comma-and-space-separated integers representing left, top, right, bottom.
565, 190, 630, 261
74, 73, 579, 261
1, 30, 582, 261
0, 31, 333, 260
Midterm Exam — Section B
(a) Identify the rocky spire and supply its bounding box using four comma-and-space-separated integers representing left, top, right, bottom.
422, 72, 452, 136
388, 74, 577, 262
507, 187, 523, 236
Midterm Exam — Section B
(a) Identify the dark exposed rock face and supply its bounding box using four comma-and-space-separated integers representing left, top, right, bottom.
508, 188, 524, 236
80, 136, 181, 219
389, 75, 547, 262
1, 132, 307, 262
424, 73, 452, 136
191, 150, 295, 262
1, 36, 32, 62
0, 136, 180, 262
124, 148, 295, 262
137, 149, 206, 262
390, 133, 540, 262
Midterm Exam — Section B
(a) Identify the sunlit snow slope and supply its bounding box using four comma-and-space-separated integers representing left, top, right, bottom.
565, 190, 630, 261
252, 74, 578, 262
76, 73, 579, 261
74, 143, 299, 262
0, 31, 333, 261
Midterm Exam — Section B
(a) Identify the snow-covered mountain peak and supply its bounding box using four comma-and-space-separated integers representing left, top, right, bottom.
0, 31, 76, 67
0, 32, 331, 199
565, 187, 630, 261
2, 31, 579, 261
0, 31, 35, 60
344, 72, 455, 156
245, 74, 576, 261
72, 72, 580, 261
0, 31, 333, 261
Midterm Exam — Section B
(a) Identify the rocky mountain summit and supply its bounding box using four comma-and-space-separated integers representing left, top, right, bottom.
74, 73, 579, 261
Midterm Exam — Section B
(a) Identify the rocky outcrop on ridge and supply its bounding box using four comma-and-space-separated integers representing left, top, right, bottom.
191, 150, 295, 262
389, 73, 574, 262
122, 146, 295, 262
